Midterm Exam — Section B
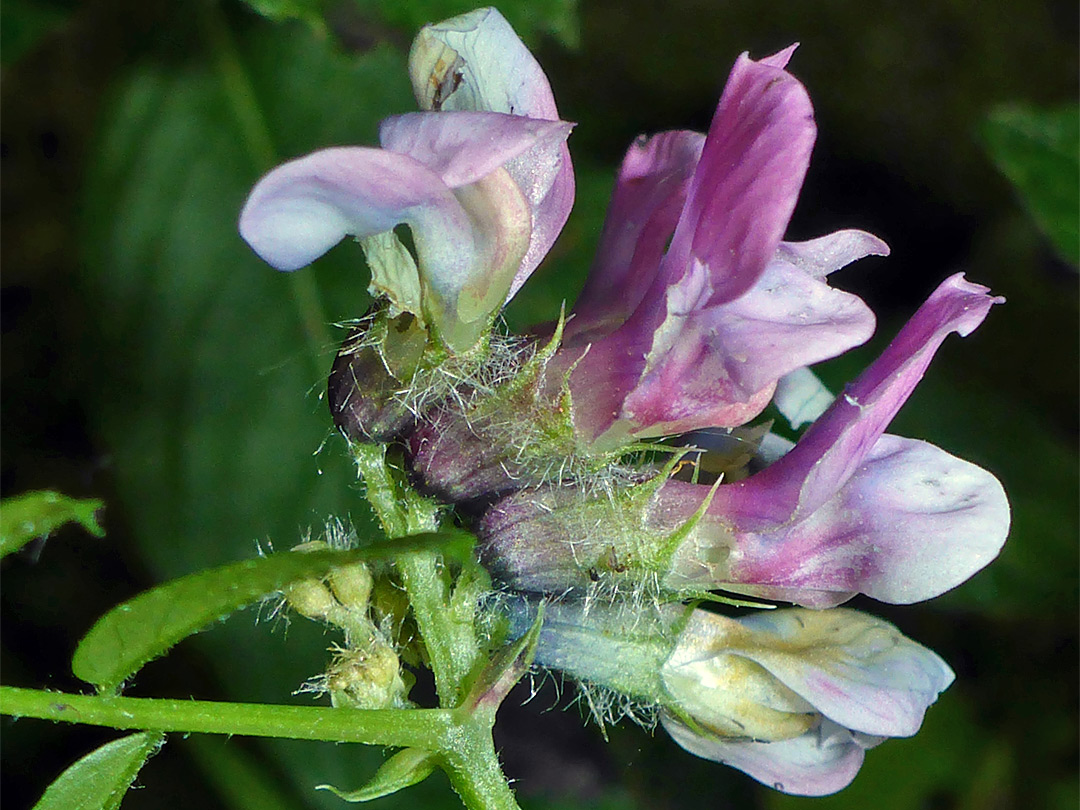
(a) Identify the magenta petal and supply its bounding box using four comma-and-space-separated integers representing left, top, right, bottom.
378, 111, 572, 189
657, 48, 815, 308
608, 253, 873, 438
662, 715, 878, 796
239, 146, 471, 274
570, 130, 706, 339
733, 609, 955, 736
725, 435, 1009, 604
728, 273, 1005, 525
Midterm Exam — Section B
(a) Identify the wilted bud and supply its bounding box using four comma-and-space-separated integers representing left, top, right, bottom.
325, 638, 411, 709
328, 308, 429, 443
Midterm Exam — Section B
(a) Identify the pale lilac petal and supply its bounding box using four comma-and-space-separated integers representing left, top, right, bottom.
775, 229, 890, 281
774, 368, 834, 430
655, 48, 815, 309
569, 131, 705, 339
662, 715, 879, 796
409, 7, 560, 119
724, 273, 1005, 525
409, 7, 574, 300
725, 435, 1010, 604
732, 609, 955, 736
378, 111, 572, 189
239, 146, 472, 275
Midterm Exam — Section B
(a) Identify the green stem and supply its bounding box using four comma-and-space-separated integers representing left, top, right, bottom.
439, 715, 521, 810
0, 686, 453, 748
351, 443, 409, 537
197, 0, 330, 372
399, 553, 477, 706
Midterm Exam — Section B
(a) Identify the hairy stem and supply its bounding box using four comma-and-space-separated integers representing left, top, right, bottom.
0, 686, 453, 748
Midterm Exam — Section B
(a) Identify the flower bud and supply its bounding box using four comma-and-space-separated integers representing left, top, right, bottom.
328, 561, 374, 611
325, 638, 411, 709
506, 597, 952, 796
284, 540, 338, 620
328, 308, 428, 443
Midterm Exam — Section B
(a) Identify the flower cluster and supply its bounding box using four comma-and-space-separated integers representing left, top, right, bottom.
239, 7, 1009, 796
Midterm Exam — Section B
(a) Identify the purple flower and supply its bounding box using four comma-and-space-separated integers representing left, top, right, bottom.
480, 274, 1009, 607
239, 9, 573, 353
408, 45, 887, 498
556, 46, 883, 449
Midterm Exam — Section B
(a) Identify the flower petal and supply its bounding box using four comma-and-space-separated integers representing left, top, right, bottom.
569, 130, 705, 340
655, 47, 815, 309
378, 111, 572, 190
409, 7, 574, 299
409, 8, 560, 119
775, 229, 890, 280
725, 273, 1005, 526
662, 714, 879, 796
619, 256, 876, 436
239, 146, 472, 275
774, 367, 834, 430
722, 435, 1010, 604
731, 608, 955, 736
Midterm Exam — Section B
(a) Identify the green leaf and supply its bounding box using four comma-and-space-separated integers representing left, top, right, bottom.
353, 0, 580, 49
0, 490, 104, 558
72, 531, 471, 694
0, 0, 69, 66
240, 0, 327, 32
32, 731, 164, 810
317, 748, 437, 802
982, 104, 1080, 265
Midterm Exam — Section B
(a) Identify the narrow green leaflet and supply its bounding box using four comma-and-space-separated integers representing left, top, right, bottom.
32, 731, 164, 810
0, 490, 104, 558
72, 531, 472, 694
982, 104, 1080, 266
318, 748, 438, 802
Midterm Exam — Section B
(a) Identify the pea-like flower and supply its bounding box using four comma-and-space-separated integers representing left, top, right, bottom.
557, 47, 882, 448
408, 45, 885, 498
480, 274, 1009, 607
239, 8, 573, 355
508, 598, 953, 795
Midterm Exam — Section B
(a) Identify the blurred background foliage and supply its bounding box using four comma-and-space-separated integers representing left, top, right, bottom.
1, 0, 1076, 808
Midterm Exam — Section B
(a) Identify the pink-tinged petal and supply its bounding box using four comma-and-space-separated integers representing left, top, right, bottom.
655, 48, 815, 309
239, 146, 472, 274
723, 435, 1010, 604
608, 257, 874, 440
409, 7, 574, 300
662, 715, 879, 796
378, 111, 572, 189
725, 273, 1005, 526
732, 609, 955, 737
569, 131, 705, 340
775, 229, 890, 280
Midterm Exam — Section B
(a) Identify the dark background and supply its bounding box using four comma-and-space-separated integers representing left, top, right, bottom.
2, 1, 1077, 808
